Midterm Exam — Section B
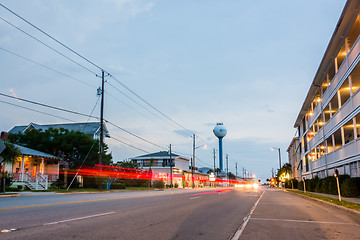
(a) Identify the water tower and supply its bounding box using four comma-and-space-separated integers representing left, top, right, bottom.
213, 123, 227, 170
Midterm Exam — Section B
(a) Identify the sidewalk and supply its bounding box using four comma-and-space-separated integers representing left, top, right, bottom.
287, 188, 360, 204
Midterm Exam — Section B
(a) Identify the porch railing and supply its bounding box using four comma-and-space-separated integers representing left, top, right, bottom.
13, 172, 49, 190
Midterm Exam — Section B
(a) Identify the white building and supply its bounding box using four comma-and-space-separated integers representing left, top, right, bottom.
294, 0, 360, 179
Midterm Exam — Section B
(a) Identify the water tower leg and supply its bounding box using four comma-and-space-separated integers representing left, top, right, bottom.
219, 138, 223, 170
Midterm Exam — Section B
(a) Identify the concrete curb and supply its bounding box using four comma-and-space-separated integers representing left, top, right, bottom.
286, 190, 360, 216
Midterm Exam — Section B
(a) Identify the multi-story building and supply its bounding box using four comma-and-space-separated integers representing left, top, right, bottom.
287, 137, 301, 180
294, 0, 360, 179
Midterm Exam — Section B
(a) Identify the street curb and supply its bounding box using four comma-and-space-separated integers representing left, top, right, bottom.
0, 193, 19, 198
285, 190, 360, 216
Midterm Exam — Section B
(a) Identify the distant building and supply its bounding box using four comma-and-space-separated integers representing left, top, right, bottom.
293, 0, 360, 179
130, 151, 208, 188
287, 137, 301, 180
8, 122, 110, 139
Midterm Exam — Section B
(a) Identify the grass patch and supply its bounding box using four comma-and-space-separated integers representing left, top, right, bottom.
287, 190, 360, 212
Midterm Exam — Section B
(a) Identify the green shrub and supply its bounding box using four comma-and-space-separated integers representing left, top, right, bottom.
174, 182, 179, 188
320, 177, 332, 193
341, 177, 360, 197
1, 171, 13, 188
111, 182, 126, 189
153, 180, 165, 189
298, 180, 304, 191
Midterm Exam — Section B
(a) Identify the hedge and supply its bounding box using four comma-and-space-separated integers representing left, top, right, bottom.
296, 175, 360, 198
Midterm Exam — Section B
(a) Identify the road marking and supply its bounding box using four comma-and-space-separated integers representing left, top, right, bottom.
0, 193, 177, 211
250, 217, 359, 225
231, 191, 265, 240
44, 212, 115, 225
189, 196, 201, 200
0, 189, 225, 211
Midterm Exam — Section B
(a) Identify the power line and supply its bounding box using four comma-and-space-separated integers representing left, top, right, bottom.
0, 16, 97, 75
1, 3, 194, 138
0, 92, 168, 151
109, 132, 160, 153
0, 3, 103, 72
0, 92, 98, 119
110, 75, 194, 137
0, 99, 76, 122
110, 136, 151, 154
105, 120, 166, 150
0, 47, 97, 89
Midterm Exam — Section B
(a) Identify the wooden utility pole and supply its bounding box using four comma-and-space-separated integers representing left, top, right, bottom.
99, 70, 105, 167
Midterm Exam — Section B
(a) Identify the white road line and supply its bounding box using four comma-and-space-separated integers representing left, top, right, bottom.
44, 212, 115, 225
190, 196, 201, 200
250, 218, 358, 225
231, 191, 265, 240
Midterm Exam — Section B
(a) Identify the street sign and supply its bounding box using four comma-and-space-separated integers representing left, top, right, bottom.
0, 141, 5, 154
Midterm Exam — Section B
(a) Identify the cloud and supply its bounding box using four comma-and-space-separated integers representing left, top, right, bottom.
106, 0, 155, 18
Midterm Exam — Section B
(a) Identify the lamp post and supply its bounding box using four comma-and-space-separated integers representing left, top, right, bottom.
271, 147, 282, 170
192, 134, 206, 188
334, 169, 341, 201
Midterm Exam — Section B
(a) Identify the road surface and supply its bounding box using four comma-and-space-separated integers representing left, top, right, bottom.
1, 187, 359, 240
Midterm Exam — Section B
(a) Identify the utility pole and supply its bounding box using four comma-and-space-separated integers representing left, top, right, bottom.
170, 144, 173, 188
99, 70, 105, 167
235, 162, 238, 179
226, 154, 229, 186
192, 134, 195, 188
213, 148, 216, 174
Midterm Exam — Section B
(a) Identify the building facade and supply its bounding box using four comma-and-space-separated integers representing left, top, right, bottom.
130, 151, 209, 188
286, 137, 301, 180
294, 0, 360, 179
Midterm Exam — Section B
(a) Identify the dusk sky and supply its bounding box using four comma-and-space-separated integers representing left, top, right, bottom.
0, 0, 347, 181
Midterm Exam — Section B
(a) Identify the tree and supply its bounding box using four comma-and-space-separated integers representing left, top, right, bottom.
114, 160, 139, 169
9, 128, 112, 169
207, 169, 214, 174
0, 141, 21, 192
215, 168, 221, 176
228, 172, 236, 180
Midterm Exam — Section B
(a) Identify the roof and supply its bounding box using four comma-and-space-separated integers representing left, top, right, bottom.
8, 122, 110, 138
12, 143, 61, 160
294, 0, 360, 127
131, 151, 183, 160
286, 137, 299, 152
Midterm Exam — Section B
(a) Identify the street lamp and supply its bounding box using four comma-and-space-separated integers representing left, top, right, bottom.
192, 134, 206, 188
271, 147, 282, 170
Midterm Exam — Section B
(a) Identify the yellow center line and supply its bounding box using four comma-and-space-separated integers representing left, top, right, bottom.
0, 192, 173, 211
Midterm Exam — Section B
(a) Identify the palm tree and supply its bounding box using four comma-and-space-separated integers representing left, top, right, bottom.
215, 168, 221, 177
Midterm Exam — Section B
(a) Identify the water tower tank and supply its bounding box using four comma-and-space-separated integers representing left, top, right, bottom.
213, 123, 227, 138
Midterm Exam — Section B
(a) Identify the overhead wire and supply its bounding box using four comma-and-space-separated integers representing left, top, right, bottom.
0, 99, 76, 122
0, 3, 103, 72
110, 75, 194, 137
0, 47, 97, 88
110, 136, 150, 154
0, 92, 98, 119
0, 92, 167, 151
0, 16, 97, 75
0, 3, 217, 156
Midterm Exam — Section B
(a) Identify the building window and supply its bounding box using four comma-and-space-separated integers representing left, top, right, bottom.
335, 43, 347, 71
342, 118, 355, 144
347, 15, 360, 51
333, 128, 343, 150
330, 92, 339, 115
349, 62, 360, 95
338, 78, 351, 107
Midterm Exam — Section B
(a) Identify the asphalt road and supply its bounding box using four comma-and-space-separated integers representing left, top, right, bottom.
0, 187, 260, 240
1, 187, 359, 240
